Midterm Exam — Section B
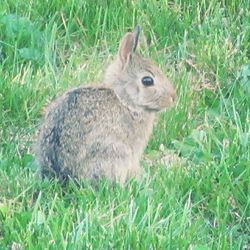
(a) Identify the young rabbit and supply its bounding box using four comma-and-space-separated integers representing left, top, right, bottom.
36, 26, 176, 184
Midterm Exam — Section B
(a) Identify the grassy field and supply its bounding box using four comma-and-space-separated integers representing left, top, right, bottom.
0, 0, 249, 249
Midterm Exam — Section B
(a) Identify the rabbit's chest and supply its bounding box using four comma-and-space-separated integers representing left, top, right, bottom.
119, 111, 155, 154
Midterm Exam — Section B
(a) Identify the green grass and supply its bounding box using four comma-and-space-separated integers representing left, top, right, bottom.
0, 0, 249, 249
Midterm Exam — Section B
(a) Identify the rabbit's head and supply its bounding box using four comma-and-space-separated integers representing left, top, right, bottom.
104, 26, 176, 112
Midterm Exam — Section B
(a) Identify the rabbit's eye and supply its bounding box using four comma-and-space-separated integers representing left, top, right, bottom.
142, 76, 154, 87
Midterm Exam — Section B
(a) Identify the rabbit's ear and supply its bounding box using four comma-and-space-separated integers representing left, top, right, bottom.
118, 26, 141, 64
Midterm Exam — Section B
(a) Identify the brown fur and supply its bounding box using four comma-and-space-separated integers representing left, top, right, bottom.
35, 26, 176, 184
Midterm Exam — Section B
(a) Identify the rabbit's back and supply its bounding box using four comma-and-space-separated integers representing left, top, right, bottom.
37, 87, 154, 182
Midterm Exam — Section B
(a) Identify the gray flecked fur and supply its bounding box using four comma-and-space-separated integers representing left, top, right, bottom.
36, 26, 176, 184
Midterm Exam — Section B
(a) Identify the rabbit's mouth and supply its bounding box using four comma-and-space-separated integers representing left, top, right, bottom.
144, 107, 162, 112
144, 105, 173, 113
141, 95, 175, 112
142, 103, 167, 112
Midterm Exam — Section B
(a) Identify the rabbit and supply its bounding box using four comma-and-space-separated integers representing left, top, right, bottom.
35, 26, 176, 184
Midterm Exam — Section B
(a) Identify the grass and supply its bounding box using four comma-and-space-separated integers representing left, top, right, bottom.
0, 0, 249, 249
